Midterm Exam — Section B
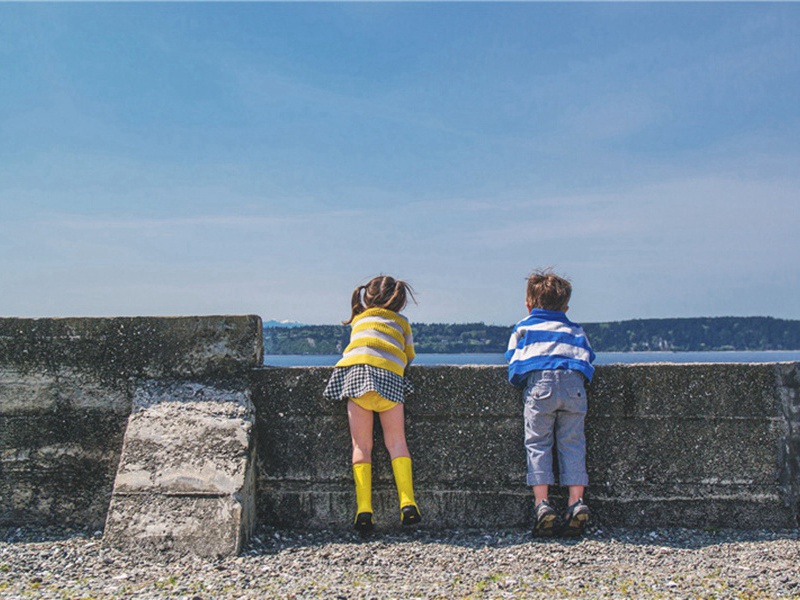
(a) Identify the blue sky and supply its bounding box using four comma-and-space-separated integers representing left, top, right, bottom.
1, 3, 799, 325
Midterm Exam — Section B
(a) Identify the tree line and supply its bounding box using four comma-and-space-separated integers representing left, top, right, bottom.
263, 316, 800, 354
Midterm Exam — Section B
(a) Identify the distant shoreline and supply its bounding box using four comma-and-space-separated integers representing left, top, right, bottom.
263, 316, 800, 355
263, 350, 800, 367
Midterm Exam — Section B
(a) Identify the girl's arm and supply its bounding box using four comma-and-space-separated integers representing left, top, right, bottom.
405, 329, 416, 366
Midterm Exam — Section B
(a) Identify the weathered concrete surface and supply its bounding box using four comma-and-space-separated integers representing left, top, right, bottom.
252, 366, 532, 529
2, 313, 798, 546
0, 316, 262, 532
104, 380, 256, 557
253, 363, 800, 531
0, 367, 132, 529
0, 316, 264, 380
776, 363, 800, 518
588, 364, 791, 528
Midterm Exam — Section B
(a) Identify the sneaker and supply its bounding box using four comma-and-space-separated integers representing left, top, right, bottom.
533, 500, 558, 537
562, 499, 590, 537
401, 504, 422, 526
354, 512, 374, 533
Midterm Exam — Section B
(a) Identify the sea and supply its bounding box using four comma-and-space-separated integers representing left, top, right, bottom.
263, 351, 800, 367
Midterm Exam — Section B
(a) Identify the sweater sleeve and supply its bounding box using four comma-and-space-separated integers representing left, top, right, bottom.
405, 327, 416, 365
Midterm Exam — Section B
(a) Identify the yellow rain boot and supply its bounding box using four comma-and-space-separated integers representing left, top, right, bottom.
391, 456, 421, 526
352, 463, 374, 532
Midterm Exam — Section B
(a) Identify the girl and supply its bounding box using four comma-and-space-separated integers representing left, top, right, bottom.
323, 275, 421, 532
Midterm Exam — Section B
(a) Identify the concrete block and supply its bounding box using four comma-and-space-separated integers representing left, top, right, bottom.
257, 414, 350, 483
0, 412, 128, 528
407, 418, 525, 486
409, 366, 518, 417
590, 363, 779, 418
0, 368, 59, 413
104, 494, 249, 557
257, 483, 531, 530
113, 381, 254, 495
56, 369, 131, 414
0, 361, 132, 528
586, 416, 782, 486
591, 484, 795, 529
775, 363, 800, 519
256, 414, 525, 488
0, 316, 264, 534
253, 365, 519, 417
105, 380, 256, 557
253, 363, 800, 530
0, 316, 264, 380
257, 486, 352, 529
252, 367, 334, 416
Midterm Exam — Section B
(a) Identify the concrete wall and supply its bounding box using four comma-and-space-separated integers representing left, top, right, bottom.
254, 362, 800, 530
2, 315, 798, 547
0, 316, 262, 534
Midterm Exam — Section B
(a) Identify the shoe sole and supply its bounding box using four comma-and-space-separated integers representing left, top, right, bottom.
562, 512, 589, 537
401, 506, 421, 526
534, 513, 558, 537
354, 513, 374, 533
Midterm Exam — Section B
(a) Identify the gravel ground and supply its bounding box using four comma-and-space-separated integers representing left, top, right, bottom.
1, 525, 799, 599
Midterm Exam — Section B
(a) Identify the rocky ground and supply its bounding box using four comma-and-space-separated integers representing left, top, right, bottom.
1, 525, 799, 599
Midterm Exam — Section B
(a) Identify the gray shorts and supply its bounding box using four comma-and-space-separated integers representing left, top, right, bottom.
523, 369, 588, 487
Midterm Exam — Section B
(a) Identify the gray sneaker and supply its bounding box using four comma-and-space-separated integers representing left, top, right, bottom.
533, 500, 558, 537
562, 499, 590, 537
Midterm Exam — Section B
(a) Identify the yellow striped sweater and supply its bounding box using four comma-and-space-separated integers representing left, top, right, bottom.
335, 308, 415, 377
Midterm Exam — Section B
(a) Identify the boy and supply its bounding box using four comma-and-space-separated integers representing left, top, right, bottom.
505, 270, 595, 537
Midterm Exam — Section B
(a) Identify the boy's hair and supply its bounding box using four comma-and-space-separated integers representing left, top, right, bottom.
527, 269, 572, 312
345, 275, 416, 325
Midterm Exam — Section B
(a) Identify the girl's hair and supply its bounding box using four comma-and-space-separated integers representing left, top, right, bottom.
344, 275, 416, 325
527, 269, 572, 312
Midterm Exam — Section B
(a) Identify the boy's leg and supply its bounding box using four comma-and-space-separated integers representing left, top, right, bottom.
554, 398, 588, 490
523, 388, 557, 489
524, 376, 558, 535
379, 403, 421, 524
533, 484, 550, 505
567, 485, 585, 506
554, 375, 590, 536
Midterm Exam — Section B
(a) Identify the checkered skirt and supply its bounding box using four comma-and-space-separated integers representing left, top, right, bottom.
323, 364, 413, 404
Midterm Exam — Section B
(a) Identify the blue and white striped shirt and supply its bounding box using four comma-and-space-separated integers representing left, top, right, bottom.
505, 309, 595, 386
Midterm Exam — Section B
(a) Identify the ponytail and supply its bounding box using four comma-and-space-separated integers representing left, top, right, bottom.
343, 275, 417, 325
343, 285, 367, 325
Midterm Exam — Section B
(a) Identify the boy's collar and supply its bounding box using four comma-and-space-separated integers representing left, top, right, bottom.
528, 308, 570, 321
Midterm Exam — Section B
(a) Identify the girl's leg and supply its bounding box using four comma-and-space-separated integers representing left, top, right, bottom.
348, 399, 374, 464
347, 400, 375, 525
379, 403, 421, 524
378, 402, 409, 460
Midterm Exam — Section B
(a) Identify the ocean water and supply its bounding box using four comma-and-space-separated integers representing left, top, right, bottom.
263, 350, 800, 367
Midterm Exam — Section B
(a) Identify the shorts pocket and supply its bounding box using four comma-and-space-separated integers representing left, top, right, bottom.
526, 384, 553, 402
567, 384, 585, 399
567, 386, 588, 413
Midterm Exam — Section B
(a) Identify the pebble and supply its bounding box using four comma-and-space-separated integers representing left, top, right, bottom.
1, 525, 798, 598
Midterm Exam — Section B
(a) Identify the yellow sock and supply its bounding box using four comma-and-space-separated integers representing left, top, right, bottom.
353, 463, 373, 515
391, 456, 417, 510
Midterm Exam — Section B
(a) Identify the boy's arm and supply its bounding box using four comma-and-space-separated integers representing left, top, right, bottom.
506, 327, 529, 387
505, 328, 520, 363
